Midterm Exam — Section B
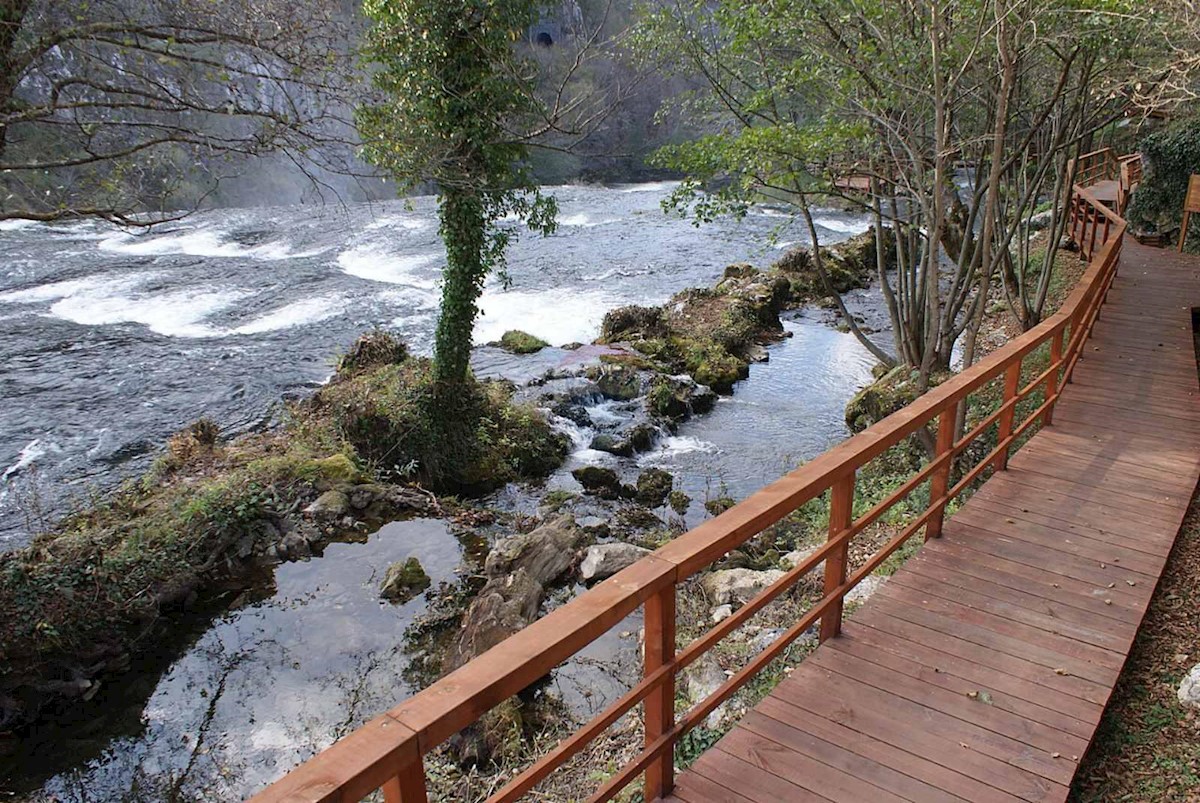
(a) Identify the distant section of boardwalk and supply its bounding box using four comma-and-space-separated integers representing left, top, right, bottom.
667, 241, 1200, 803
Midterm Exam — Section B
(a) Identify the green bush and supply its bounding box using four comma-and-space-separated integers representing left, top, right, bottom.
1128, 115, 1200, 251
317, 358, 567, 492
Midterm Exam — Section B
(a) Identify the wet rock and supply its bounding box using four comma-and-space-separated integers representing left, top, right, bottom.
635, 468, 674, 508
701, 568, 787, 605
591, 364, 645, 401
579, 543, 651, 582
445, 568, 543, 670
571, 466, 632, 500
589, 423, 657, 458
722, 262, 758, 281
646, 375, 717, 422
304, 489, 350, 519
279, 532, 312, 561
550, 400, 592, 428
845, 365, 921, 434
380, 557, 431, 603
669, 490, 691, 516
1179, 664, 1200, 709
484, 514, 585, 586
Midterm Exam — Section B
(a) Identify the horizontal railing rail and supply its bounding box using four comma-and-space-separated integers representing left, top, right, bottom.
251, 185, 1126, 803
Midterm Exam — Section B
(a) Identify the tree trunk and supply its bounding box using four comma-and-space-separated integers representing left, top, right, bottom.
0, 0, 33, 162
434, 188, 488, 386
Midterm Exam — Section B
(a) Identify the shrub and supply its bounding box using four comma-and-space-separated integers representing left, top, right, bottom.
1128, 115, 1200, 250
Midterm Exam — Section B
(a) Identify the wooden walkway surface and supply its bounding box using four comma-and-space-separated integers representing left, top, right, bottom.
666, 240, 1200, 803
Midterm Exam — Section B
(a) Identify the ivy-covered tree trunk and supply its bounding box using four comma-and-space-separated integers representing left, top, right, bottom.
434, 188, 489, 385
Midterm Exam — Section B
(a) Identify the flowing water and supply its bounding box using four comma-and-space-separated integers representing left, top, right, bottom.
0, 183, 881, 800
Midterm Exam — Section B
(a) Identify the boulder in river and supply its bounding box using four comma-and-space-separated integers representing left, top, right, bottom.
380, 557, 432, 603
498, 330, 549, 354
635, 468, 674, 508
483, 514, 584, 586
571, 466, 633, 500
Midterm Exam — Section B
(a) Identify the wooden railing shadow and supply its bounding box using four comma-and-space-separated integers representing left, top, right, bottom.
250, 183, 1127, 803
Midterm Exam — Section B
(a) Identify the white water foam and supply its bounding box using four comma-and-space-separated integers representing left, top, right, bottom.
474, 286, 616, 346
337, 245, 440, 288
617, 181, 681, 194
99, 229, 325, 260
0, 272, 156, 304
0, 219, 36, 232
364, 216, 430, 232
558, 213, 620, 228
231, 296, 347, 336
637, 436, 718, 466
49, 287, 249, 338
2, 439, 57, 480
813, 216, 868, 235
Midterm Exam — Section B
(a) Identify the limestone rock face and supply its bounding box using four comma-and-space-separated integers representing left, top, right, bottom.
701, 568, 787, 605
579, 543, 650, 582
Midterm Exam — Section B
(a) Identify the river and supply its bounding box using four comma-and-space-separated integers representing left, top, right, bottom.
0, 182, 880, 800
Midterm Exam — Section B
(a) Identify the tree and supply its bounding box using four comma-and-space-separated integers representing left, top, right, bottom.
0, 0, 358, 223
640, 0, 1140, 388
358, 0, 627, 387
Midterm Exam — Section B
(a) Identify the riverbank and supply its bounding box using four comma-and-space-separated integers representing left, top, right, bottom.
0, 226, 884, 785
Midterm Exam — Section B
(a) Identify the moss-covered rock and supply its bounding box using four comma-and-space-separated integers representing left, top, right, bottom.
571, 466, 632, 500
844, 366, 921, 434
589, 364, 644, 400
635, 469, 674, 508
380, 557, 432, 603
497, 330, 549, 354
669, 490, 692, 516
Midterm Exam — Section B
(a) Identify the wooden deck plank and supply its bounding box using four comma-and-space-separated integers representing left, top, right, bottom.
664, 237, 1200, 803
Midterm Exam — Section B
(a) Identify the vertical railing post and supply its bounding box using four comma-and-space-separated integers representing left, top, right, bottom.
820, 474, 856, 643
995, 361, 1023, 471
926, 406, 957, 541
1045, 329, 1064, 426
383, 762, 428, 803
644, 584, 676, 802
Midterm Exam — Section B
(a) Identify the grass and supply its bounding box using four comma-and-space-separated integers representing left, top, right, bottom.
1070, 492, 1200, 802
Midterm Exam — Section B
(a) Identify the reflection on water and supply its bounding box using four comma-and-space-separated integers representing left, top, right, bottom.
9, 519, 460, 802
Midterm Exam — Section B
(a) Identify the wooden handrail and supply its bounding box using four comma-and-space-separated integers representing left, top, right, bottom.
250, 184, 1126, 803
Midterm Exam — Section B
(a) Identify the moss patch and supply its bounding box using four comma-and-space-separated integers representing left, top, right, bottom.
497, 330, 549, 354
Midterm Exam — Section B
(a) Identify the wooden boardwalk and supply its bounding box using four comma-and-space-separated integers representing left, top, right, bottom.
667, 241, 1200, 803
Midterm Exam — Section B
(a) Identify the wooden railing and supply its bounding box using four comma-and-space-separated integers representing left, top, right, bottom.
1070, 147, 1143, 215
251, 185, 1126, 803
